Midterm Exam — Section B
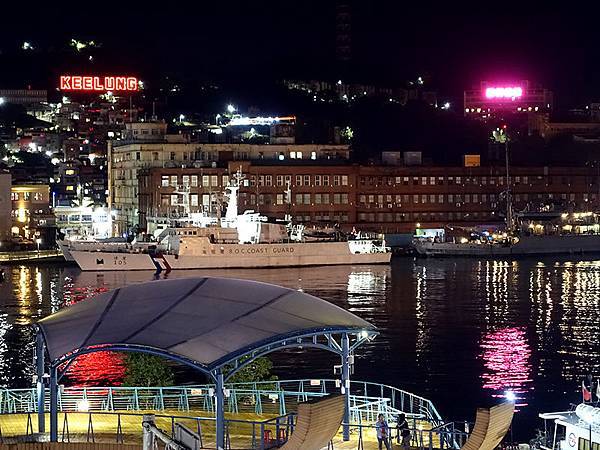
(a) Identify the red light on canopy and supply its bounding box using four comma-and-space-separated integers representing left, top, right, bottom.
60, 75, 138, 92
485, 86, 523, 99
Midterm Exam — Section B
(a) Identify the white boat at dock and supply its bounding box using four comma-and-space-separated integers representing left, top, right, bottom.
66, 170, 391, 271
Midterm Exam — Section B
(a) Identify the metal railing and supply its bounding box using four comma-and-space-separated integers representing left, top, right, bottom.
0, 410, 466, 450
0, 379, 442, 425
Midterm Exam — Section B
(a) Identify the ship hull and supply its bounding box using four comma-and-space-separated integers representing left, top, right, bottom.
71, 242, 391, 271
413, 234, 600, 257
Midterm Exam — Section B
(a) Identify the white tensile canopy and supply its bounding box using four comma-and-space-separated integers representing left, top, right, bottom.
37, 277, 375, 369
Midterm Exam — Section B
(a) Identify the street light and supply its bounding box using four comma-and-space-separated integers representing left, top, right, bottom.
227, 104, 236, 114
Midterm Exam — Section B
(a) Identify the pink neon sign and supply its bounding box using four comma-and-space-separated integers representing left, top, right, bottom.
60, 75, 138, 92
485, 86, 523, 99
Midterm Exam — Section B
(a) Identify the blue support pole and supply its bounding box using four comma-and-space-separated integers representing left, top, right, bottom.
36, 333, 45, 433
49, 365, 58, 442
215, 369, 225, 450
341, 333, 350, 441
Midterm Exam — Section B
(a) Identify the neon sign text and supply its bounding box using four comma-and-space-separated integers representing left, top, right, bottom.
485, 86, 523, 99
60, 76, 138, 91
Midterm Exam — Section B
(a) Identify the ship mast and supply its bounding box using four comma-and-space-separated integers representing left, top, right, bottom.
505, 138, 513, 232
493, 126, 513, 232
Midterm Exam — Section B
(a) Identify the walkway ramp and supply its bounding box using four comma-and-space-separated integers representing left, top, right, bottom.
280, 395, 345, 450
462, 402, 515, 450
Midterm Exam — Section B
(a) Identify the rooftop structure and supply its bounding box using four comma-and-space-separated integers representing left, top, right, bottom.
464, 80, 553, 120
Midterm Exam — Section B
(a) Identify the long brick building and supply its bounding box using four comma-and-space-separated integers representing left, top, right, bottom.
110, 123, 600, 235
136, 161, 598, 234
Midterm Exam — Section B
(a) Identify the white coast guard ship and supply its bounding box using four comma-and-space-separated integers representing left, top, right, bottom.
68, 172, 391, 271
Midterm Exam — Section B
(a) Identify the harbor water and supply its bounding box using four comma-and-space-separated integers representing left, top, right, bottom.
1, 257, 599, 438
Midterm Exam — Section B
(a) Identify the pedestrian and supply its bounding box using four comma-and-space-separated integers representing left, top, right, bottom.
375, 413, 391, 450
397, 413, 411, 450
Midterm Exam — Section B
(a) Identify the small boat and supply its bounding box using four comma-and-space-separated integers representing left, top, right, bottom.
537, 381, 600, 450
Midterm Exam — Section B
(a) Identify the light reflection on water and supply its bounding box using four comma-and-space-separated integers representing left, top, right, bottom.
0, 258, 599, 437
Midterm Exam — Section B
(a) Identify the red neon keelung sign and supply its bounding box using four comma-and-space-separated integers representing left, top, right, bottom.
60, 75, 138, 91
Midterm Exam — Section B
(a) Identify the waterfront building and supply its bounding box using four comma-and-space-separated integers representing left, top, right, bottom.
0, 171, 11, 241
109, 122, 350, 235
10, 183, 55, 245
54, 203, 110, 238
135, 161, 598, 234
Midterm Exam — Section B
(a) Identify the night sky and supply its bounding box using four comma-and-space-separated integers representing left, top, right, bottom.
0, 2, 597, 107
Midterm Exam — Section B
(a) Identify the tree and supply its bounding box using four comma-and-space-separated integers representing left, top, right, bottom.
226, 357, 277, 384
122, 353, 175, 387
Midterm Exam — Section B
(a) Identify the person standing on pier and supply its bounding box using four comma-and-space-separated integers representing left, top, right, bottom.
376, 414, 391, 450
397, 413, 411, 449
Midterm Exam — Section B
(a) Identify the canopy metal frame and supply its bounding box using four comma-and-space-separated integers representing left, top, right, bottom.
35, 324, 377, 448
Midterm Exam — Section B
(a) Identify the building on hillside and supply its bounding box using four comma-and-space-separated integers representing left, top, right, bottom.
464, 80, 553, 121
0, 88, 47, 105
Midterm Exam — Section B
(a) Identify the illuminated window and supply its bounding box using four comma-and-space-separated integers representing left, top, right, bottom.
170, 175, 177, 187
65, 169, 75, 175
341, 175, 348, 186
11, 192, 18, 201
182, 175, 190, 186
211, 175, 218, 186
66, 186, 74, 191
311, 151, 316, 160
297, 152, 303, 159
290, 151, 296, 159
171, 194, 178, 205
34, 192, 43, 201
276, 194, 284, 205
190, 194, 199, 206
191, 175, 198, 187
161, 176, 169, 187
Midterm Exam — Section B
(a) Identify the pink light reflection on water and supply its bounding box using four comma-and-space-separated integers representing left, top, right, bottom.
480, 327, 532, 409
